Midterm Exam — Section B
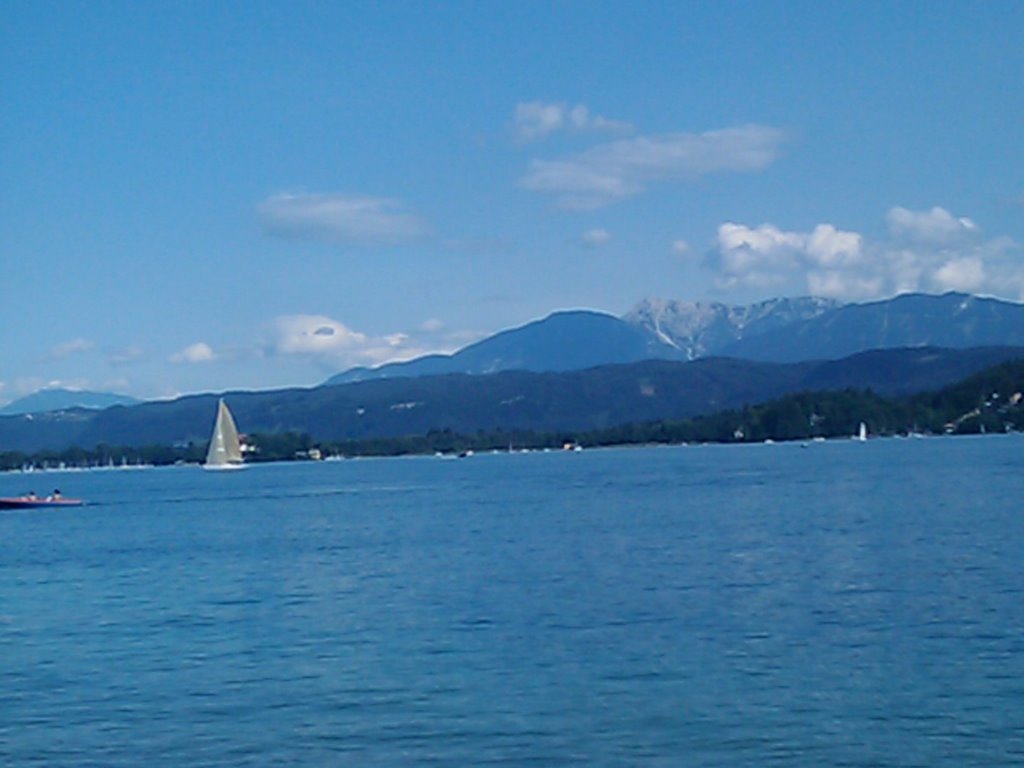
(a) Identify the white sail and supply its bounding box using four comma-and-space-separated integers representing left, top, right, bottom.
857, 421, 868, 442
205, 399, 245, 468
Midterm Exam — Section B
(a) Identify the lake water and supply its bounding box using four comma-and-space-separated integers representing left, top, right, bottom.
2, 436, 1022, 766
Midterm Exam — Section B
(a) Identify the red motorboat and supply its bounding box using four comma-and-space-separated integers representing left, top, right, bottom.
0, 493, 84, 510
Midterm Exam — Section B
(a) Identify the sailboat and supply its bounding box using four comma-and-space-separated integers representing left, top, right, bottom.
856, 421, 868, 442
204, 399, 245, 470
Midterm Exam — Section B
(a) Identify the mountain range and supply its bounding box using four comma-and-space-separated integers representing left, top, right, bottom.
622, 295, 841, 359
3, 345, 1023, 453
2, 291, 1023, 454
719, 292, 1024, 362
327, 292, 1024, 384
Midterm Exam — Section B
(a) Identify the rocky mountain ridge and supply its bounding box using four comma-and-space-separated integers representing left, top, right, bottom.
328, 291, 1024, 384
622, 295, 840, 359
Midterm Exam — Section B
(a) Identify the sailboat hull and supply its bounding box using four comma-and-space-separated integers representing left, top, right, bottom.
202, 463, 246, 471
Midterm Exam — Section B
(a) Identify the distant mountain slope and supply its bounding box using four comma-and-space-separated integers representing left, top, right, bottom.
796, 346, 1024, 396
327, 293, 1024, 384
623, 296, 839, 358
722, 292, 1024, 362
0, 388, 141, 416
4, 346, 1022, 453
327, 310, 684, 384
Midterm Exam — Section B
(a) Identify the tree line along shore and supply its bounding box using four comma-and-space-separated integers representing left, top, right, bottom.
2, 360, 1021, 471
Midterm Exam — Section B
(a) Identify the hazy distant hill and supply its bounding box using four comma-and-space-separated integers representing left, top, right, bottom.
327, 310, 684, 384
3, 346, 1022, 453
0, 388, 140, 416
722, 292, 1024, 362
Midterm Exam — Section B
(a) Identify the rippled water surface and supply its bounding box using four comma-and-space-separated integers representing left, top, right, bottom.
2, 436, 1023, 766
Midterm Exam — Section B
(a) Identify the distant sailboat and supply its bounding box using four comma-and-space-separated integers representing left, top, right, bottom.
856, 421, 868, 442
205, 399, 245, 469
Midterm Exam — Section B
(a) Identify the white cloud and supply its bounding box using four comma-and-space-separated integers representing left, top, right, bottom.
933, 256, 986, 292
718, 222, 805, 259
886, 206, 978, 244
512, 101, 633, 142
704, 206, 1024, 301
170, 342, 216, 364
710, 222, 809, 289
266, 313, 477, 373
50, 338, 94, 359
520, 125, 786, 209
269, 315, 368, 356
258, 193, 431, 246
672, 239, 690, 255
806, 224, 863, 267
268, 315, 423, 365
581, 228, 612, 247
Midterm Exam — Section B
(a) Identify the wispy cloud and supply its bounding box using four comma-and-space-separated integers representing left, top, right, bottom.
512, 101, 634, 142
170, 342, 216, 364
672, 239, 690, 255
258, 193, 431, 246
704, 206, 1024, 300
580, 228, 612, 247
108, 345, 145, 366
520, 125, 786, 209
49, 338, 94, 359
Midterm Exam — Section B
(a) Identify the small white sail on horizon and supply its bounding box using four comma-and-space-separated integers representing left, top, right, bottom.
205, 399, 245, 469
856, 421, 868, 442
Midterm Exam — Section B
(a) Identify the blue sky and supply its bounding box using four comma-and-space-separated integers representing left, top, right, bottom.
2, 1, 1022, 403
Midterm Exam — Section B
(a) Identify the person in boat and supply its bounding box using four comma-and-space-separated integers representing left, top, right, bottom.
24, 491, 37, 500
46, 489, 62, 501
